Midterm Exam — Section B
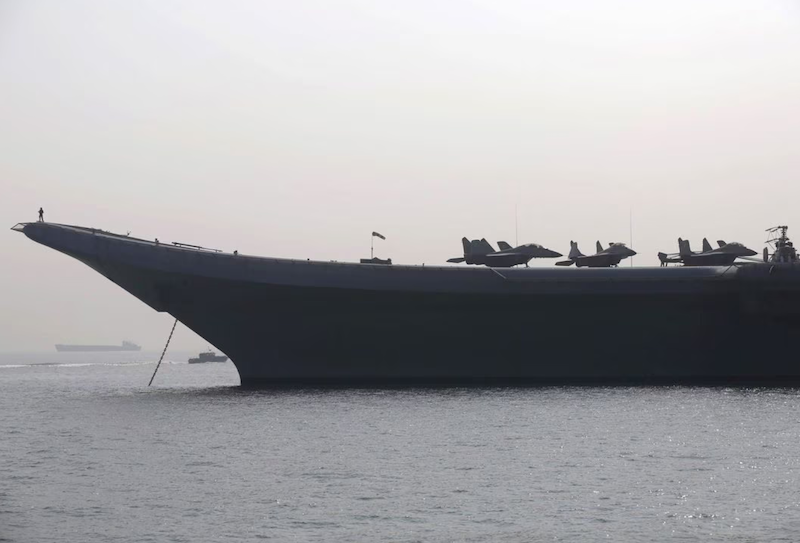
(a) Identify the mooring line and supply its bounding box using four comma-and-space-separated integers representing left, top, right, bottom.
148, 318, 178, 386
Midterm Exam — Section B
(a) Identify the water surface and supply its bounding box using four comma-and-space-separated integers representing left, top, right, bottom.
2, 352, 799, 542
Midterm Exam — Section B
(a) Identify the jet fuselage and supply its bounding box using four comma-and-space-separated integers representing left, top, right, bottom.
573, 254, 625, 268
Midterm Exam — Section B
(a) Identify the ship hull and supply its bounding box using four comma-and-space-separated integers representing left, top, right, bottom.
17, 223, 800, 386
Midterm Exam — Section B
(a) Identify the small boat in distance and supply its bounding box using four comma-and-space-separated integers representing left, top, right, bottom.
188, 350, 228, 364
55, 340, 141, 352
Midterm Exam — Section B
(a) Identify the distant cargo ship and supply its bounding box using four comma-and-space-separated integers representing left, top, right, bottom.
55, 340, 141, 352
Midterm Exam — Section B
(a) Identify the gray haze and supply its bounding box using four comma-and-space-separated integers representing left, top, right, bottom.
1, 0, 799, 351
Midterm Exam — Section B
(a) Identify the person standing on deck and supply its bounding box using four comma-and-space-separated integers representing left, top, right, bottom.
38, 207, 44, 222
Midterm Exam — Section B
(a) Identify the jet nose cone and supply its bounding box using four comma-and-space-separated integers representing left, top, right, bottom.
546, 249, 563, 258
626, 248, 638, 257
743, 248, 758, 256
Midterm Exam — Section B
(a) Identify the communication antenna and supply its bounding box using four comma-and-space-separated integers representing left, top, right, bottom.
514, 180, 521, 247
629, 207, 633, 267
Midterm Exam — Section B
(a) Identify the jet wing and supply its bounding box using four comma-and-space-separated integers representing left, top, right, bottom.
484, 252, 526, 264
567, 254, 621, 267
447, 257, 466, 263
679, 250, 740, 266
483, 252, 533, 267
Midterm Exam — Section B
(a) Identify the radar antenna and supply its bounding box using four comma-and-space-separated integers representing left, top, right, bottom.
764, 226, 797, 264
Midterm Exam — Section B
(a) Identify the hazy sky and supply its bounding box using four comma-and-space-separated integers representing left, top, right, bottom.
1, 0, 799, 351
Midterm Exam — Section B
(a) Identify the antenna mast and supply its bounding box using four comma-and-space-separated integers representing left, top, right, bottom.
629, 207, 633, 267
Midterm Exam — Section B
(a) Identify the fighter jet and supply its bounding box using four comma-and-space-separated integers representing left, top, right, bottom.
657, 238, 757, 267
555, 241, 636, 268
447, 237, 562, 268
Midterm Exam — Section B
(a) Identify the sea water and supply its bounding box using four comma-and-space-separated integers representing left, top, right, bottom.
2, 352, 800, 542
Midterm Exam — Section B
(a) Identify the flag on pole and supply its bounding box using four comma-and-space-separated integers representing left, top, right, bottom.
372, 232, 386, 240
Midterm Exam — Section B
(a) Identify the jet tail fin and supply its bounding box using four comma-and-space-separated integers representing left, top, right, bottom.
679, 238, 692, 257
477, 238, 495, 255
702, 238, 713, 252
461, 237, 471, 256
595, 241, 603, 253
567, 241, 584, 259
497, 241, 512, 251
717, 240, 726, 248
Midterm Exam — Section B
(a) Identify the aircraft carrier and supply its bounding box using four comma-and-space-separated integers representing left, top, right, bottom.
13, 222, 800, 386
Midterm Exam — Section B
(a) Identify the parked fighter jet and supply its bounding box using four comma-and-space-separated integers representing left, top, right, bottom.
657, 238, 757, 267
555, 241, 636, 268
447, 237, 562, 268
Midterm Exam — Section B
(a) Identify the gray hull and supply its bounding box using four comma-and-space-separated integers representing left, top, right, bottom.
16, 222, 800, 386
